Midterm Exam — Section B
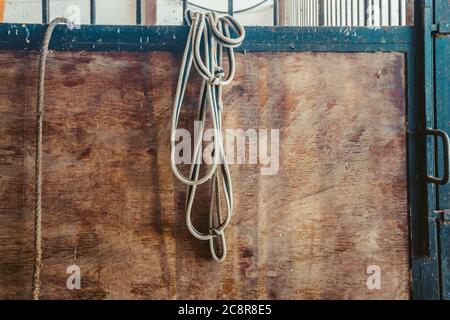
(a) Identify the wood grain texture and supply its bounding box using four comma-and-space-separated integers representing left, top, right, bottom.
0, 51, 409, 299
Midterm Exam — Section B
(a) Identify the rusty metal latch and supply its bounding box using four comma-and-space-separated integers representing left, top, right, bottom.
426, 128, 450, 185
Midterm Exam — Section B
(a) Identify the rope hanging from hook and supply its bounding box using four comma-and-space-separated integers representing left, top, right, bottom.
170, 9, 245, 262
32, 17, 73, 300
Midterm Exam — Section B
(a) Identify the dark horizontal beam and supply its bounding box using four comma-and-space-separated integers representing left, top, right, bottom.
0, 23, 415, 53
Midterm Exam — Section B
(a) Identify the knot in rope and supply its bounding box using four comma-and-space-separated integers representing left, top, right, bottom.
171, 9, 245, 262
210, 228, 224, 237
209, 66, 225, 85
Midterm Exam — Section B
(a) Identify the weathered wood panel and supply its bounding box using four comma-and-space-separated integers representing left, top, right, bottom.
0, 50, 409, 299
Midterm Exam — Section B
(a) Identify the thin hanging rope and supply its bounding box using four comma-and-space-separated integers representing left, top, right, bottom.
171, 9, 245, 262
32, 17, 73, 301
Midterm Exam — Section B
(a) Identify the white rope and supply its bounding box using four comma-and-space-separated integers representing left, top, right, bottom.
170, 9, 245, 262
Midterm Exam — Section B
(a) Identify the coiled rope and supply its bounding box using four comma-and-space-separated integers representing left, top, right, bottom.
32, 17, 73, 300
171, 9, 245, 262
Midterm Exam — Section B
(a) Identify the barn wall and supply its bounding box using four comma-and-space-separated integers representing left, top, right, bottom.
0, 50, 409, 299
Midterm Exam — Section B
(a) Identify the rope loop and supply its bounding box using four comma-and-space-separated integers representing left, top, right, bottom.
207, 12, 246, 49
171, 9, 244, 262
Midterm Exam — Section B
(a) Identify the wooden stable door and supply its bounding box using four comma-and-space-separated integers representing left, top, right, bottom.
0, 50, 410, 299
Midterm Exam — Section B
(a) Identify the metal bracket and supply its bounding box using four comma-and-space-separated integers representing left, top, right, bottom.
433, 210, 450, 222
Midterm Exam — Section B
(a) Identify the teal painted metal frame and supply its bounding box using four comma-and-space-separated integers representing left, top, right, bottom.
0, 24, 415, 52
419, 0, 450, 300
409, 0, 440, 300
0, 6, 430, 298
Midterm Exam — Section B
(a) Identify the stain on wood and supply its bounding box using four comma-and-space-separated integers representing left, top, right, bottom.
0, 51, 409, 299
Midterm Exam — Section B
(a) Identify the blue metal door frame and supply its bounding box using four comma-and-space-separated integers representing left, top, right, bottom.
420, 0, 450, 300
0, 1, 445, 300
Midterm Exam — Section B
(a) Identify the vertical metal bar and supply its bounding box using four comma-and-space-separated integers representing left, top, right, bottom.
42, 0, 49, 24
136, 0, 142, 25
379, 0, 383, 26
387, 0, 391, 25
364, 0, 369, 25
334, 0, 337, 26
399, 0, 404, 26
349, 0, 353, 26
228, 0, 234, 16
274, 0, 279, 26
330, 0, 333, 26
344, 0, 347, 25
182, 0, 187, 25
357, 0, 360, 25
421, 1, 440, 298
90, 0, 96, 25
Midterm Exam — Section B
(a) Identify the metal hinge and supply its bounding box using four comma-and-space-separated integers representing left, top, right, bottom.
432, 21, 450, 34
